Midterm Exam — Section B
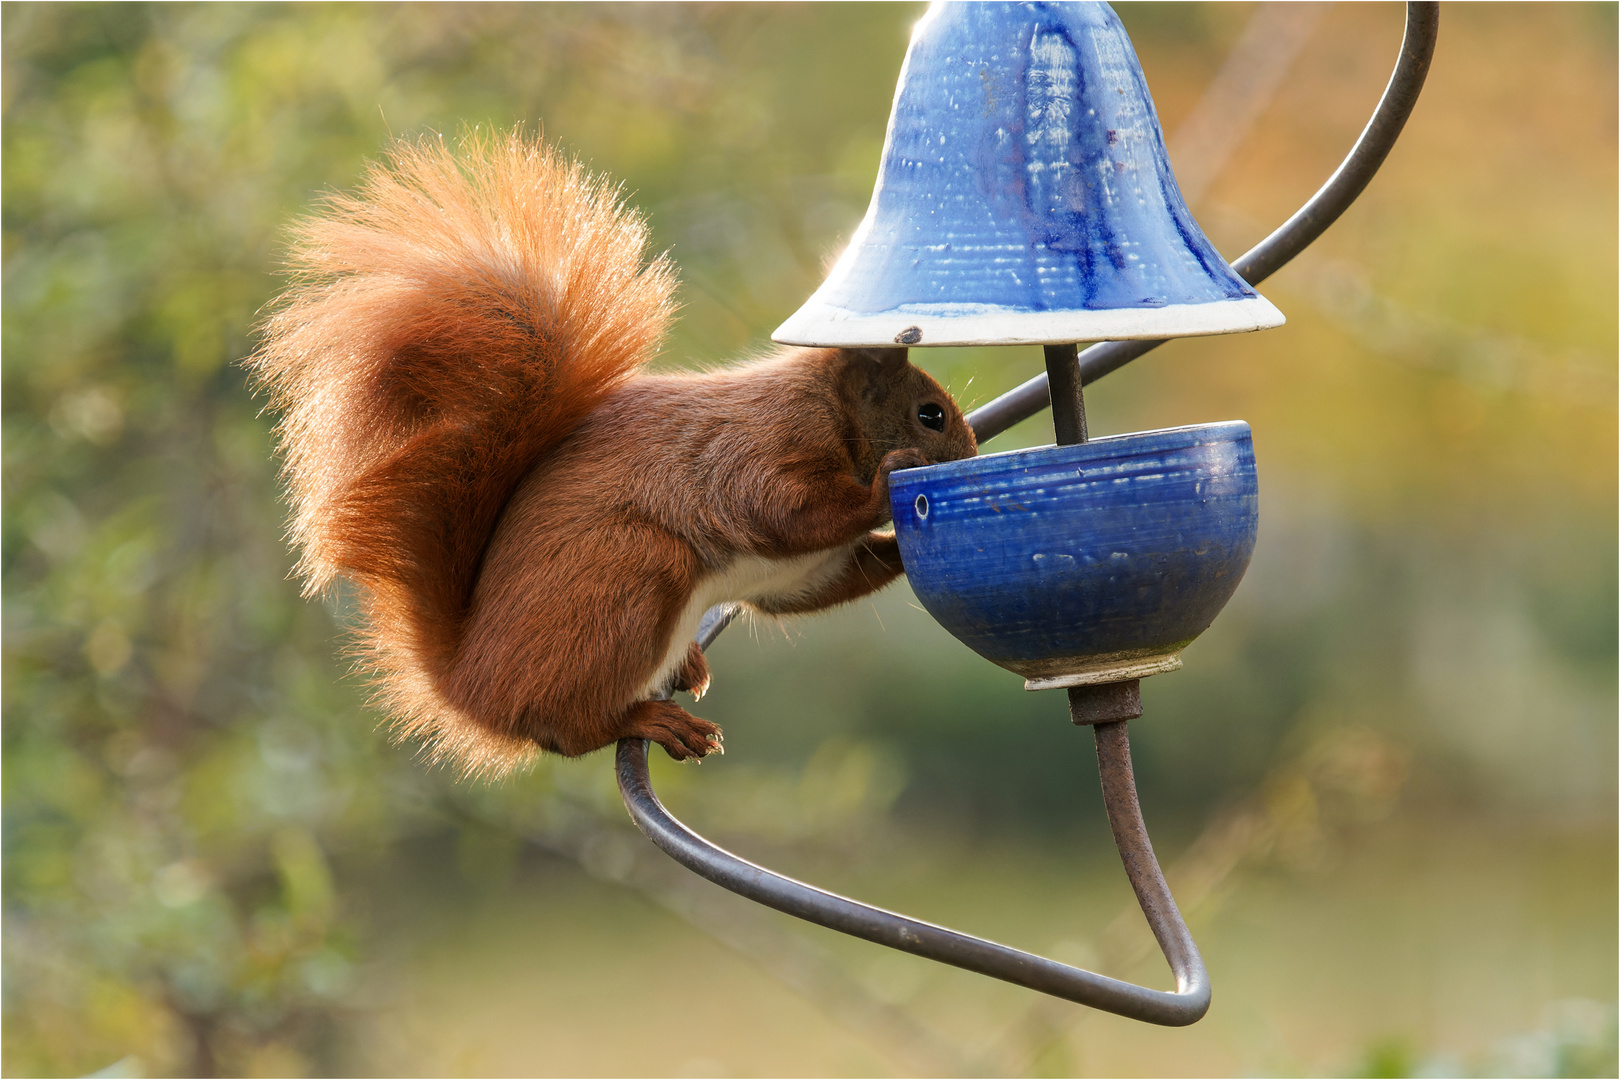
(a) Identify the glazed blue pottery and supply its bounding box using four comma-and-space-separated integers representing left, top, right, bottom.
889, 422, 1258, 689
774, 1, 1283, 349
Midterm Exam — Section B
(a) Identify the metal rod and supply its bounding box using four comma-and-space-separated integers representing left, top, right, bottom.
616, 735, 1210, 1025
1044, 342, 1088, 445
1091, 719, 1205, 998
965, 2, 1439, 444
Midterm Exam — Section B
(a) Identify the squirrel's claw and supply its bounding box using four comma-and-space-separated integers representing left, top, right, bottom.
672, 642, 712, 702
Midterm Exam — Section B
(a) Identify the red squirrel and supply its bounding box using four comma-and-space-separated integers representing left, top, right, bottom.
249, 130, 977, 776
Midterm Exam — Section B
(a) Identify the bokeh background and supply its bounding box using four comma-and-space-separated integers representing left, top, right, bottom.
4, 3, 1615, 1077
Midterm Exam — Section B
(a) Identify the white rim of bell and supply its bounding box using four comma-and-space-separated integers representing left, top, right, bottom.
772, 294, 1284, 348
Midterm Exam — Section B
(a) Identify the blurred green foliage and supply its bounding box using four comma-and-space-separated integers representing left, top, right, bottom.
3, 3, 1615, 1077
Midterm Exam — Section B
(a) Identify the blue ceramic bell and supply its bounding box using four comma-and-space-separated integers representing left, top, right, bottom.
773, 1, 1283, 348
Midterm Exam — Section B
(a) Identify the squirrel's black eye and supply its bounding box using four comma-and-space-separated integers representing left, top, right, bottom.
917, 401, 946, 432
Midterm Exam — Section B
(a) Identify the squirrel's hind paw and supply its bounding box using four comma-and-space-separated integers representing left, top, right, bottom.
672, 642, 712, 702
623, 699, 723, 761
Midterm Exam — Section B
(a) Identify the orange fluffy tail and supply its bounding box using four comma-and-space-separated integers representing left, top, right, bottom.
249, 130, 675, 764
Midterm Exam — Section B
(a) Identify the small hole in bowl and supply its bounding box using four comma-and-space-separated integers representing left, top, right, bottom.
915, 494, 929, 518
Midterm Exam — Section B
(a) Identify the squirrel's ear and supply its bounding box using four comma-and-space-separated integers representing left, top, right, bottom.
840, 347, 909, 402
849, 347, 910, 377
838, 347, 911, 403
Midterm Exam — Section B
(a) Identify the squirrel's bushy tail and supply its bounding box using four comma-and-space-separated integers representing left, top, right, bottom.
250, 130, 675, 767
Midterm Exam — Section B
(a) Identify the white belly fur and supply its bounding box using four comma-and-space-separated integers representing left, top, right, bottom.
636, 543, 857, 700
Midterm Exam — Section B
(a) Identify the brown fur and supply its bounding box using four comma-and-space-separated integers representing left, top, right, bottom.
249, 129, 976, 777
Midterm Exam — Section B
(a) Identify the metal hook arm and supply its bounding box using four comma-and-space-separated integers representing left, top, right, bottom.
616, 722, 1210, 1026
965, 2, 1440, 443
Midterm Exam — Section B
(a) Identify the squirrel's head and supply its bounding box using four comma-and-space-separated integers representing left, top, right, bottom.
837, 347, 977, 481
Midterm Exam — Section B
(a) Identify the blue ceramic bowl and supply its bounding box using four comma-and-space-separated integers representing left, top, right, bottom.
889, 421, 1258, 690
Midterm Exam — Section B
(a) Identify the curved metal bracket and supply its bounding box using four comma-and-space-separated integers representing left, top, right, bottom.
614, 4, 1438, 1025
618, 715, 1210, 1025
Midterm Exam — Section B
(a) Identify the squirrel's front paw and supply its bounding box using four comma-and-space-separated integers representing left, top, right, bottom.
624, 699, 723, 761
671, 641, 711, 702
879, 448, 929, 476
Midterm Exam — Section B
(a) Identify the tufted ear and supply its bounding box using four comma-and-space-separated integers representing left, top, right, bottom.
842, 347, 910, 400
852, 347, 910, 375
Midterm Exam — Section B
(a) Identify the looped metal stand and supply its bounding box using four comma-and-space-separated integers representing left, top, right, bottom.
618, 715, 1211, 1024
616, 4, 1437, 1025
